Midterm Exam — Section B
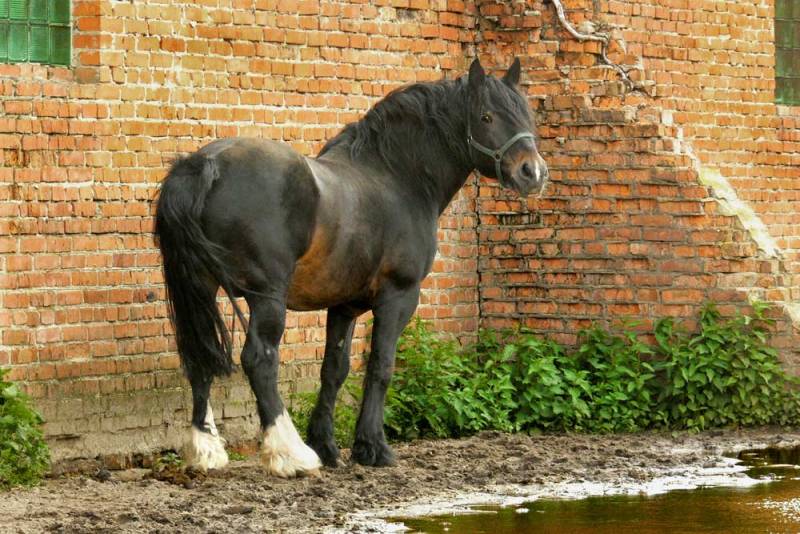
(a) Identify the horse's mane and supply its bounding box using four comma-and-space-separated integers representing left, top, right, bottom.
318, 75, 531, 185
318, 77, 471, 176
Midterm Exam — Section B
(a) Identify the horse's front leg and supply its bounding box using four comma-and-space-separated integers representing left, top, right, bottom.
352, 285, 420, 466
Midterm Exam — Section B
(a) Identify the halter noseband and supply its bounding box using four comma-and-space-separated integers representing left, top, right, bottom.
466, 120, 535, 184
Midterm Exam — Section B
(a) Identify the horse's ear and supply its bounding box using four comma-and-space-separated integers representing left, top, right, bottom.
468, 58, 485, 90
503, 57, 521, 86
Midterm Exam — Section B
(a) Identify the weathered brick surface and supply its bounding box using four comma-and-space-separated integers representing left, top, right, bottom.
1, 0, 798, 461
475, 0, 800, 369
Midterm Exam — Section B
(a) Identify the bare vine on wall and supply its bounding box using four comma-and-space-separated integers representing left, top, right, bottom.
547, 0, 643, 93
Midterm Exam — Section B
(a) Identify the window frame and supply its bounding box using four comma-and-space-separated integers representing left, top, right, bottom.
776, 0, 800, 106
0, 0, 71, 67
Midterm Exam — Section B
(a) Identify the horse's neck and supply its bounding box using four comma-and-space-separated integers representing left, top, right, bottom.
428, 161, 473, 216
387, 129, 473, 216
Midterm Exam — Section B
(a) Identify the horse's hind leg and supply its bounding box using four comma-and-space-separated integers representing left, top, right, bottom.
242, 295, 322, 478
183, 369, 229, 470
307, 306, 357, 467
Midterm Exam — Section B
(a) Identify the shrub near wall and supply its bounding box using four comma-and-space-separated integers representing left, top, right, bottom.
381, 306, 799, 441
0, 369, 49, 489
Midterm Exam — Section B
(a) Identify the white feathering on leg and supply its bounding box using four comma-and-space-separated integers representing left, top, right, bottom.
182, 403, 229, 471
261, 409, 322, 478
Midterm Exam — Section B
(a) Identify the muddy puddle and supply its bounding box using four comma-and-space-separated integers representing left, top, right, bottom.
391, 446, 800, 533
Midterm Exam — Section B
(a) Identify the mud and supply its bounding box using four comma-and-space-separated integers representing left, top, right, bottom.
3, 428, 799, 533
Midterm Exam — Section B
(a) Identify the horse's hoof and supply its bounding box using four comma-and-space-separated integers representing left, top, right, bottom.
307, 438, 340, 468
261, 410, 323, 478
183, 427, 229, 471
261, 447, 323, 478
351, 438, 396, 467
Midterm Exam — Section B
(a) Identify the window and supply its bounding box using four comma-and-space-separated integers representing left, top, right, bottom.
0, 0, 70, 66
776, 0, 800, 105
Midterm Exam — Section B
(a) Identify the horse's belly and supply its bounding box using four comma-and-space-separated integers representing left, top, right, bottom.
285, 232, 376, 311
286, 264, 371, 311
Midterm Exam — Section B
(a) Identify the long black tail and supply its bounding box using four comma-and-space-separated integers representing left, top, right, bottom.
154, 153, 245, 378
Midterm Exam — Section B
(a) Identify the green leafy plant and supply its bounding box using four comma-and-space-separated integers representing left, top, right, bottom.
384, 318, 515, 441
152, 451, 183, 474
575, 325, 661, 432
655, 303, 799, 431
380, 304, 800, 441
498, 331, 590, 431
0, 369, 50, 490
227, 450, 247, 462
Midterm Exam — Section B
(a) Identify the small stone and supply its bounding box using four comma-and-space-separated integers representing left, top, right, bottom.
223, 505, 254, 515
93, 468, 112, 482
114, 469, 150, 483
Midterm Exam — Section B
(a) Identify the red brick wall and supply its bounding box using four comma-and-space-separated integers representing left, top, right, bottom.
475, 0, 800, 366
0, 0, 479, 460
1, 0, 798, 461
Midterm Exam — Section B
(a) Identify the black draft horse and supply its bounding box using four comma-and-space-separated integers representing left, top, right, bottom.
154, 58, 548, 477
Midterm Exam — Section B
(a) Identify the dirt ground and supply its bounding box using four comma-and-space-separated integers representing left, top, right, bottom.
4, 428, 800, 533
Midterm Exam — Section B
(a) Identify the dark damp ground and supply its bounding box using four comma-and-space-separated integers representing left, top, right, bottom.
5, 429, 800, 533
397, 446, 800, 534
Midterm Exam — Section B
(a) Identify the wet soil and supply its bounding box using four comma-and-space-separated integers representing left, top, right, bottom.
4, 428, 800, 533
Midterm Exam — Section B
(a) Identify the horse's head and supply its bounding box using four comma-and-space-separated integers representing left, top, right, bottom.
466, 58, 548, 196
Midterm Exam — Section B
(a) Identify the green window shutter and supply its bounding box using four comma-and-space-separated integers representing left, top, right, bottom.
49, 23, 67, 64
29, 0, 45, 21
776, 0, 800, 105
8, 22, 27, 61
29, 23, 46, 61
48, 0, 67, 23
0, 24, 7, 61
9, 0, 28, 20
0, 0, 69, 66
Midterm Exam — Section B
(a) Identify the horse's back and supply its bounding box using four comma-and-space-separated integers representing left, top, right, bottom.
198, 137, 312, 184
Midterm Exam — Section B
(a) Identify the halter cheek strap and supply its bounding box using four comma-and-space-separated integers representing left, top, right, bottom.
467, 125, 535, 184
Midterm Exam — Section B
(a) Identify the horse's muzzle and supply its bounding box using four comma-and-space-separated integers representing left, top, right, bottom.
509, 153, 548, 196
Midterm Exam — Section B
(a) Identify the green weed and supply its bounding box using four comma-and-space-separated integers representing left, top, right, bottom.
0, 369, 50, 490
383, 304, 800, 439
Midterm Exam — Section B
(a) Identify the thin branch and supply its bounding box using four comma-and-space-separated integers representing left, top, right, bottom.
548, 0, 640, 92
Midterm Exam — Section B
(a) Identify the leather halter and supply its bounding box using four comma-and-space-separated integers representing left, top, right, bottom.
467, 120, 535, 184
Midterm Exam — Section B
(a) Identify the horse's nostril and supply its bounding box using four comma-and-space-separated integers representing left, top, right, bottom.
521, 162, 533, 179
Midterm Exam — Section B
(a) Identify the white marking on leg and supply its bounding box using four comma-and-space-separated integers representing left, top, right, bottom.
261, 409, 322, 478
183, 403, 229, 471
204, 402, 219, 437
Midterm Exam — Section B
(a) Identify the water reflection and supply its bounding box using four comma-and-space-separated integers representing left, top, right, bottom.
398, 447, 800, 533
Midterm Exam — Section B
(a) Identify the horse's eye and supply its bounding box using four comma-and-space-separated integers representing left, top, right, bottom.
481, 113, 492, 123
